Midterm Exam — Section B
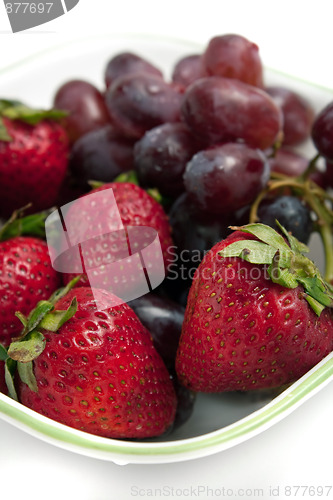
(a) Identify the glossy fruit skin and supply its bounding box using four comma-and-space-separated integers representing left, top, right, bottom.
257, 195, 313, 244
128, 292, 196, 430
176, 231, 333, 392
19, 287, 177, 439
183, 143, 270, 213
269, 148, 309, 177
311, 101, 333, 161
172, 54, 205, 87
181, 77, 282, 149
268, 148, 325, 187
266, 86, 314, 146
134, 123, 201, 198
61, 182, 174, 287
0, 118, 69, 216
202, 34, 264, 87
128, 293, 185, 371
0, 236, 61, 347
104, 52, 163, 88
70, 125, 135, 186
53, 80, 111, 145
105, 73, 183, 139
168, 193, 232, 272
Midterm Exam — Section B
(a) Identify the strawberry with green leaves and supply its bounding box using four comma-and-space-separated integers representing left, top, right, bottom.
2, 283, 177, 439
0, 100, 69, 216
0, 209, 61, 394
0, 209, 61, 348
176, 223, 333, 392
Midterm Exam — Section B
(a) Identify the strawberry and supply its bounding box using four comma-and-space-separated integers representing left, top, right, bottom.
60, 181, 174, 288
5, 285, 177, 439
176, 223, 333, 392
0, 100, 69, 216
0, 210, 61, 348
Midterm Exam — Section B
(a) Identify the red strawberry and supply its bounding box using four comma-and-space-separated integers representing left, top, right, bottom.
8, 286, 177, 439
0, 236, 61, 347
61, 181, 174, 288
0, 100, 69, 216
0, 209, 60, 394
176, 223, 333, 392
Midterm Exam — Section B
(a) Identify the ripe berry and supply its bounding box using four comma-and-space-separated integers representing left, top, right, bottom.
70, 125, 135, 186
172, 54, 205, 87
134, 123, 201, 198
183, 143, 270, 214
53, 80, 110, 144
181, 77, 282, 149
104, 52, 163, 88
266, 86, 314, 146
257, 195, 313, 244
105, 73, 183, 139
202, 34, 264, 87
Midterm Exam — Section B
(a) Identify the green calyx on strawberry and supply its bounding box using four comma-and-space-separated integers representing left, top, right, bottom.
0, 276, 80, 401
0, 99, 69, 217
175, 222, 333, 393
0, 209, 61, 349
0, 204, 51, 241
0, 99, 67, 142
222, 222, 333, 316
2, 280, 177, 439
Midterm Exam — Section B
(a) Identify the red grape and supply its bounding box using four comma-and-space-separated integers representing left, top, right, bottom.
202, 34, 263, 87
53, 79, 111, 144
172, 54, 205, 87
70, 125, 135, 186
269, 148, 309, 176
181, 76, 282, 149
266, 86, 314, 146
311, 101, 333, 161
183, 142, 270, 213
104, 52, 163, 88
134, 123, 201, 197
105, 73, 183, 139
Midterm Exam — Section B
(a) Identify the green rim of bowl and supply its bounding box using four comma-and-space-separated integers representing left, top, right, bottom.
0, 352, 332, 460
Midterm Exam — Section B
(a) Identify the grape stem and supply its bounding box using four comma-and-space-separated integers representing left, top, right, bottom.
249, 174, 333, 283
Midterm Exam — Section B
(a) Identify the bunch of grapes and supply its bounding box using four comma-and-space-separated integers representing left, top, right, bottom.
53, 33, 333, 297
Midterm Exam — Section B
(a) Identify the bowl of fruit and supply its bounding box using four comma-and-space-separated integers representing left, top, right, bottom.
0, 33, 332, 465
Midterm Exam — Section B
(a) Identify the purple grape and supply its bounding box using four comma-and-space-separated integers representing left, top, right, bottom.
183, 142, 270, 214
53, 79, 110, 144
257, 195, 313, 244
181, 76, 282, 149
134, 123, 201, 198
172, 54, 205, 87
266, 86, 314, 146
105, 73, 183, 139
202, 34, 264, 87
311, 101, 333, 161
69, 125, 135, 186
104, 52, 163, 88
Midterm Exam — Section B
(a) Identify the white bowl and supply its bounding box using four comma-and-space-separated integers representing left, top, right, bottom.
0, 33, 332, 465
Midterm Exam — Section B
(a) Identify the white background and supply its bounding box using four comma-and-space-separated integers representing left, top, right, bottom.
0, 1, 333, 499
